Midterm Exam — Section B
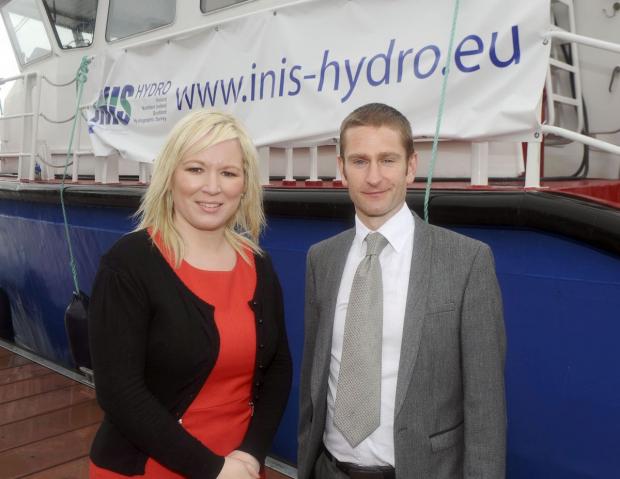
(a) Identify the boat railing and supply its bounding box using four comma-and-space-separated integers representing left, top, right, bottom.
254, 140, 502, 188
0, 70, 96, 181
525, 26, 620, 188
0, 72, 36, 178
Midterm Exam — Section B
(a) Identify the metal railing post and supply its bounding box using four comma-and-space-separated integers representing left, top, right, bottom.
17, 75, 31, 181
283, 147, 295, 185
470, 142, 489, 186
258, 146, 270, 186
305, 146, 323, 186
28, 74, 42, 181
525, 142, 541, 188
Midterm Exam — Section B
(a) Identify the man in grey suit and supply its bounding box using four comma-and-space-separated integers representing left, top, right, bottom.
298, 103, 506, 479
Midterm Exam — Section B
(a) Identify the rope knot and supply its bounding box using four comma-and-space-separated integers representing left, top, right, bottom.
76, 56, 91, 85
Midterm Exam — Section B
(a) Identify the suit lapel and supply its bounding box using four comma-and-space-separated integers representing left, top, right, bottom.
395, 214, 432, 416
310, 229, 355, 405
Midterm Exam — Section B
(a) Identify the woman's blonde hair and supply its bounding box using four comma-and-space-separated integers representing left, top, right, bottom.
136, 110, 265, 267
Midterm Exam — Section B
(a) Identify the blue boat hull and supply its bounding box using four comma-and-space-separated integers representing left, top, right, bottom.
1, 190, 619, 478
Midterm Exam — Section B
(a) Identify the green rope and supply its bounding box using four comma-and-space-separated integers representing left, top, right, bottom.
60, 56, 91, 294
424, 0, 461, 222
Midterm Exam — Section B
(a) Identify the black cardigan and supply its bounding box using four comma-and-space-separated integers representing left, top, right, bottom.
88, 230, 292, 478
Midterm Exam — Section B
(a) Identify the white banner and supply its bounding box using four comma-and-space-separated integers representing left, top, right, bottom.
85, 0, 551, 163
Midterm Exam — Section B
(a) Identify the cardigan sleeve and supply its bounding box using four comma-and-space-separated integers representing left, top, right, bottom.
238, 256, 292, 463
89, 261, 225, 479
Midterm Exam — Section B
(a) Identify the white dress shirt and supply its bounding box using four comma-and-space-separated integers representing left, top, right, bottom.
324, 202, 415, 466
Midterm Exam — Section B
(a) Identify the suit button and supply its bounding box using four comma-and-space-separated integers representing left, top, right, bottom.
258, 319, 264, 325
259, 344, 265, 349
258, 363, 264, 369
255, 381, 261, 387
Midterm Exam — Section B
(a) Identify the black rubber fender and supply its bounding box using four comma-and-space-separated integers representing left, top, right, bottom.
0, 288, 15, 341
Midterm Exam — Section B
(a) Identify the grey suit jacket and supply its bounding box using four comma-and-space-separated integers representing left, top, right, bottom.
298, 212, 506, 479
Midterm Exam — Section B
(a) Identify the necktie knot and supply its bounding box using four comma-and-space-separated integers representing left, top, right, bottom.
365, 232, 389, 257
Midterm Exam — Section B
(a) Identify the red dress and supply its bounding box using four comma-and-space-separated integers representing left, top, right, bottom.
91, 248, 259, 478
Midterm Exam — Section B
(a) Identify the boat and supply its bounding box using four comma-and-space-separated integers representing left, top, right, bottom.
0, 0, 619, 477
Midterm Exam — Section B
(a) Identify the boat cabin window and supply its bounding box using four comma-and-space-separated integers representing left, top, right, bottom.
1, 0, 51, 65
200, 0, 249, 14
106, 0, 175, 42
41, 0, 97, 49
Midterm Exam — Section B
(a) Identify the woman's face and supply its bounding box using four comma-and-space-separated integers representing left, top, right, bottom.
170, 138, 245, 238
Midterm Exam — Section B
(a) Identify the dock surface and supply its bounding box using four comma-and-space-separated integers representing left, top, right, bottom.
0, 347, 290, 478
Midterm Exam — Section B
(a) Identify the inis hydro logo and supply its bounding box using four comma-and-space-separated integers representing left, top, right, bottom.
88, 81, 172, 133
89, 85, 134, 127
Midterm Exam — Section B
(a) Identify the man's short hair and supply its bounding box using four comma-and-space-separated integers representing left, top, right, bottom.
339, 103, 415, 158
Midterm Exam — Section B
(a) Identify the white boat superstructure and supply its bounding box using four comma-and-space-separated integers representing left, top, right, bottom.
0, 0, 619, 187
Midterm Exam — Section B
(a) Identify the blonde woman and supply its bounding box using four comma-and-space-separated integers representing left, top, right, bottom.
88, 111, 292, 479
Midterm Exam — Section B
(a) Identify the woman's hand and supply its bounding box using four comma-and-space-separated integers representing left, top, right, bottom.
227, 450, 260, 474
216, 456, 260, 479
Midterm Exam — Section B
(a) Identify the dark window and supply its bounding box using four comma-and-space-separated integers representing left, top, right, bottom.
106, 0, 175, 42
42, 0, 97, 49
200, 0, 249, 14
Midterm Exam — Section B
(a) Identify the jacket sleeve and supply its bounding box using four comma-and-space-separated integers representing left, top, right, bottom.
461, 245, 507, 478
238, 256, 292, 464
89, 262, 225, 479
297, 246, 320, 479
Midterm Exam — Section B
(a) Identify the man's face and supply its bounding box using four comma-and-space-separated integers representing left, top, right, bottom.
338, 125, 417, 230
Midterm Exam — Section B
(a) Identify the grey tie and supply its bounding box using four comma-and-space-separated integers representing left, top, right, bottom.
334, 232, 389, 447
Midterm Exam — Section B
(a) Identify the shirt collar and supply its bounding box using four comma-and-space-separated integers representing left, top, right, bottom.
354, 202, 414, 254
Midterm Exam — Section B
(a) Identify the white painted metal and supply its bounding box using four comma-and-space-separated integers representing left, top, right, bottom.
308, 146, 318, 181
2, 1, 619, 183
138, 162, 151, 184
542, 124, 620, 156
284, 147, 294, 182
71, 152, 79, 181
121, 0, 312, 52
258, 146, 270, 185
28, 73, 41, 181
548, 29, 620, 54
95, 155, 119, 184
525, 142, 542, 188
546, 1, 584, 134
0, 73, 25, 84
549, 57, 577, 72
37, 140, 53, 179
0, 112, 34, 120
334, 140, 342, 181
470, 142, 489, 186
17, 74, 33, 180
72, 115, 82, 181
553, 94, 580, 106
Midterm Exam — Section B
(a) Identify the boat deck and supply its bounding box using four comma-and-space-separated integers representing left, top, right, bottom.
0, 347, 290, 479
